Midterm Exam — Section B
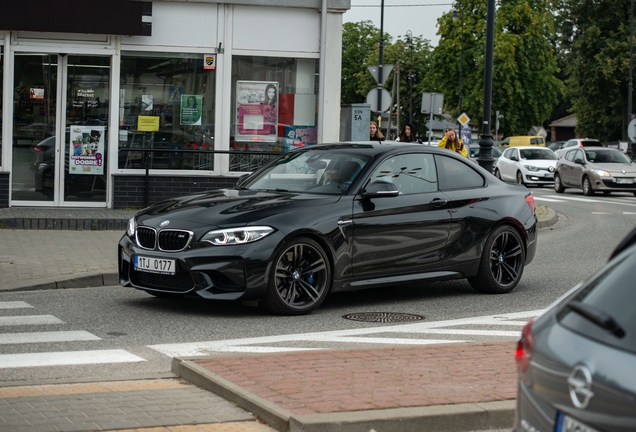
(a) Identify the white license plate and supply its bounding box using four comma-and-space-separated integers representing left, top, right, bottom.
616, 178, 634, 184
555, 412, 600, 432
134, 255, 176, 275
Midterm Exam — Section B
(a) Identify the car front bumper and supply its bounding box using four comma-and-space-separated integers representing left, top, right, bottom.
118, 233, 279, 301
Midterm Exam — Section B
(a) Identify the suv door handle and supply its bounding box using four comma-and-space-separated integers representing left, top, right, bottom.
430, 198, 448, 208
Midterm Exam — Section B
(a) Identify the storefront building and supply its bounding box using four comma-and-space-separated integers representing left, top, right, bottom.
0, 0, 350, 208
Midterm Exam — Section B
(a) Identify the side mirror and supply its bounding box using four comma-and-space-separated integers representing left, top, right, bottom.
236, 173, 251, 187
510, 156, 519, 162
574, 158, 585, 165
361, 180, 399, 198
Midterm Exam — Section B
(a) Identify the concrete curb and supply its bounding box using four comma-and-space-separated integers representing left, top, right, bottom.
537, 205, 558, 229
1, 271, 119, 292
173, 357, 515, 432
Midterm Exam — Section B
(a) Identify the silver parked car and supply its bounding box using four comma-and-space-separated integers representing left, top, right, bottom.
514, 227, 636, 432
554, 147, 636, 196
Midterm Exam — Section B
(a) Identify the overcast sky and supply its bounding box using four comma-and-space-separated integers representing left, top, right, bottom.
342, 1, 454, 47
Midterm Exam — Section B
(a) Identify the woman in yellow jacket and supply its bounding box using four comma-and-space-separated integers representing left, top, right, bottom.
437, 127, 467, 157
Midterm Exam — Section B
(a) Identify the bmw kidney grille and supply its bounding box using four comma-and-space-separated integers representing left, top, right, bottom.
136, 226, 193, 251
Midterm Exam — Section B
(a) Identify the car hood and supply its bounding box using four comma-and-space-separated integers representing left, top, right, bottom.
520, 160, 557, 169
136, 188, 343, 229
590, 162, 636, 175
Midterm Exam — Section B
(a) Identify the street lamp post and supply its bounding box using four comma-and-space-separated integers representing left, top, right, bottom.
452, 4, 464, 137
406, 30, 414, 124
477, 0, 496, 172
628, 0, 633, 142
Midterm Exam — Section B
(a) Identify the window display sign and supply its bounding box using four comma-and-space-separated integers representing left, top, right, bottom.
30, 88, 44, 99
69, 126, 105, 175
137, 116, 160, 132
235, 80, 278, 142
284, 125, 317, 151
181, 95, 202, 125
204, 54, 216, 70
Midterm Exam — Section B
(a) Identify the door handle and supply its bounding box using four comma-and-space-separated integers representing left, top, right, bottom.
430, 198, 448, 207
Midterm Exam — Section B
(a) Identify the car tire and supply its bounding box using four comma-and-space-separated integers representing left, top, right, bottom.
554, 174, 565, 193
261, 236, 331, 315
516, 171, 524, 185
582, 176, 595, 196
494, 169, 502, 180
468, 225, 525, 294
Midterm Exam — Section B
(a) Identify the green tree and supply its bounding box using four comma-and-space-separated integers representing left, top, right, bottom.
341, 22, 433, 138
430, 0, 562, 138
341, 21, 382, 104
557, 0, 632, 141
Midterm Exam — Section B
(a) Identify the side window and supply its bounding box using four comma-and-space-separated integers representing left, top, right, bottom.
503, 148, 513, 158
370, 153, 438, 194
512, 149, 519, 159
565, 150, 576, 162
436, 155, 485, 190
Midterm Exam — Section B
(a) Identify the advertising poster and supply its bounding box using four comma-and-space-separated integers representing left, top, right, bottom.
235, 80, 278, 142
284, 125, 317, 152
69, 126, 106, 175
180, 94, 202, 125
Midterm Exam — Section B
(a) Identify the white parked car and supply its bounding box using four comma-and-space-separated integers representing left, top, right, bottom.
494, 146, 559, 186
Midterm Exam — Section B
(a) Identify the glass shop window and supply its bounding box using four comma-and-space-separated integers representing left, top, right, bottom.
118, 52, 216, 170
230, 56, 319, 172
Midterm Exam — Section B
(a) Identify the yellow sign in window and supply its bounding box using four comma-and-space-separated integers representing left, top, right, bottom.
137, 116, 160, 132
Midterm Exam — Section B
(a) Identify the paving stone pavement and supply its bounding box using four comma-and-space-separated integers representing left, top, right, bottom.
0, 379, 276, 432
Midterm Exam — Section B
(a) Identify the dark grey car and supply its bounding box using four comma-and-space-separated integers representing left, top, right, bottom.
514, 228, 636, 432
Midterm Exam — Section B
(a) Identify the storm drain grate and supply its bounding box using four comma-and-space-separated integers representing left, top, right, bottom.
342, 312, 425, 323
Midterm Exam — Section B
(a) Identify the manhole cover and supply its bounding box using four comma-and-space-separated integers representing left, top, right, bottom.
342, 312, 425, 323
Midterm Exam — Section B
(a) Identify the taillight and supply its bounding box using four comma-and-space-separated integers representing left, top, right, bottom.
525, 194, 536, 213
515, 319, 534, 373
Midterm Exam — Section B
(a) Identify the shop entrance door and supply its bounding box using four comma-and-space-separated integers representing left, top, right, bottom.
11, 53, 110, 205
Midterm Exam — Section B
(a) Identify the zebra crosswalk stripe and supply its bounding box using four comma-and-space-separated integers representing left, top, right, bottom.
0, 331, 101, 345
0, 350, 146, 369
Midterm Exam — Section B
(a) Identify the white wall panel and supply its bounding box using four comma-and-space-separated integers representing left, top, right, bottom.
233, 6, 319, 53
122, 2, 218, 48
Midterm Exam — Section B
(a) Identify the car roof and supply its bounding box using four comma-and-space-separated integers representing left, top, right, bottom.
304, 141, 450, 157
505, 146, 554, 150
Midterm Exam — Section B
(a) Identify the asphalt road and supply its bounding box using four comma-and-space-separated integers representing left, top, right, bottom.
1, 186, 634, 385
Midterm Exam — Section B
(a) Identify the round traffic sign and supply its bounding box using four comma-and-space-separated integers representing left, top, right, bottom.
629, 118, 636, 142
366, 88, 392, 113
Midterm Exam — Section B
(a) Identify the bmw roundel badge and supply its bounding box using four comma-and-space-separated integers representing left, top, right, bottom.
160, 220, 170, 227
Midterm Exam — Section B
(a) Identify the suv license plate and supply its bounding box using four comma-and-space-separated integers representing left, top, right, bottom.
134, 255, 176, 275
616, 178, 634, 184
555, 412, 600, 432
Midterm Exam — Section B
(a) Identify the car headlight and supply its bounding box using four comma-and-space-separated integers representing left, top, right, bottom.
127, 217, 136, 237
201, 226, 275, 245
591, 169, 610, 177
522, 165, 540, 172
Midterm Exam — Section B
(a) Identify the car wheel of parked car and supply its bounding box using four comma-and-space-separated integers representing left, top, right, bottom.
554, 174, 565, 193
494, 169, 502, 180
516, 171, 524, 185
261, 237, 331, 315
582, 176, 595, 196
468, 225, 525, 294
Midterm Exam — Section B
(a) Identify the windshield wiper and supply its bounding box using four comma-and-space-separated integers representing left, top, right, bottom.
565, 300, 625, 338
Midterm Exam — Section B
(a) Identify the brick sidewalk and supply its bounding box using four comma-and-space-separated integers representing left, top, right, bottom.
191, 342, 517, 416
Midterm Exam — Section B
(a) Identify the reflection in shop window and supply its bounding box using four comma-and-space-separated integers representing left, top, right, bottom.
118, 52, 216, 170
230, 56, 319, 172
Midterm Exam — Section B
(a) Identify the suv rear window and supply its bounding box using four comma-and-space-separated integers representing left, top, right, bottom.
558, 246, 636, 353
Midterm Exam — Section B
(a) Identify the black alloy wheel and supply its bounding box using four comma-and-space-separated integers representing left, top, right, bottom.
262, 237, 331, 315
582, 176, 595, 196
468, 225, 525, 294
494, 169, 502, 180
554, 174, 565, 193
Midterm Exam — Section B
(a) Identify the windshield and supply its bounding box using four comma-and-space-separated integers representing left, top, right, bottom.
585, 150, 632, 164
245, 149, 372, 195
558, 246, 636, 353
519, 148, 558, 160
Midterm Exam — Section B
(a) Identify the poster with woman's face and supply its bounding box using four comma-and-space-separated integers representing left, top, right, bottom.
180, 95, 202, 126
235, 81, 279, 142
